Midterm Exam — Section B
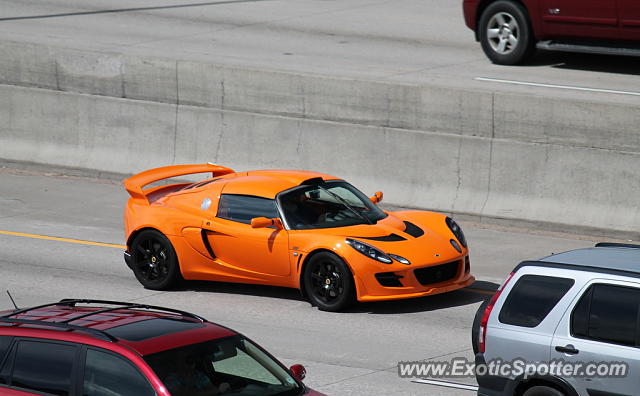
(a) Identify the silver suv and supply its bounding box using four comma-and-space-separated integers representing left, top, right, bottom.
472, 243, 640, 396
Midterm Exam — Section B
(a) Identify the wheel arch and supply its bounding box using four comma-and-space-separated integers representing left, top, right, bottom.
475, 0, 536, 40
126, 226, 164, 249
298, 248, 358, 300
514, 375, 578, 396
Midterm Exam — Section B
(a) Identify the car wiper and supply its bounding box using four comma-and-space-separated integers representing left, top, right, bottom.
318, 185, 372, 225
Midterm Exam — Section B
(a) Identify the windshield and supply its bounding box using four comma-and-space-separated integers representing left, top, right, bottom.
279, 181, 387, 230
145, 335, 302, 396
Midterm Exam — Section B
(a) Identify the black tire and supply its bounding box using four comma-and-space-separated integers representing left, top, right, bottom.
523, 385, 565, 396
478, 1, 535, 65
130, 229, 182, 290
303, 252, 355, 312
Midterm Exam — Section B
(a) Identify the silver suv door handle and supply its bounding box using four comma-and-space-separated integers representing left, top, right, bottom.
555, 345, 579, 355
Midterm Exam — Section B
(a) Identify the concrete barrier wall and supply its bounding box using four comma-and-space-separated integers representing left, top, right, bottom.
1, 40, 639, 237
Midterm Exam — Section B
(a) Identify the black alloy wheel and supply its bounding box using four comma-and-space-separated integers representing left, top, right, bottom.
304, 252, 355, 312
130, 229, 182, 290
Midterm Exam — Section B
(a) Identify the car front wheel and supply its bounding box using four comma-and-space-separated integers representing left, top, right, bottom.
478, 1, 534, 65
130, 229, 182, 290
304, 252, 355, 312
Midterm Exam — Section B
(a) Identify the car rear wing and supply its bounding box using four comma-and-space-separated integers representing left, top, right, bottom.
124, 163, 235, 203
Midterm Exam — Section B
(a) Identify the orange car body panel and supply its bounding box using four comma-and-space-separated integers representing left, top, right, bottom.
123, 165, 474, 302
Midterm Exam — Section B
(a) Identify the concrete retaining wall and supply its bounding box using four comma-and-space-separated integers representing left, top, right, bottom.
1, 40, 638, 238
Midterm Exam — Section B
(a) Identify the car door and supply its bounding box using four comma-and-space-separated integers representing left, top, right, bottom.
551, 280, 640, 396
203, 194, 292, 278
0, 338, 79, 395
619, 0, 640, 39
540, 0, 619, 39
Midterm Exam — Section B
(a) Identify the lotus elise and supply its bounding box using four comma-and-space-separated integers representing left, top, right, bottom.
123, 164, 474, 311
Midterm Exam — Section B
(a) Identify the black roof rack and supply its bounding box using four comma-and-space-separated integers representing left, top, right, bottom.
3, 299, 205, 323
0, 299, 207, 342
0, 318, 118, 342
595, 242, 640, 249
57, 299, 207, 323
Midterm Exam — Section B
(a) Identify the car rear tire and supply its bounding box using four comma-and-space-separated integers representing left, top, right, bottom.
130, 229, 182, 290
478, 1, 535, 65
304, 252, 355, 312
523, 385, 565, 396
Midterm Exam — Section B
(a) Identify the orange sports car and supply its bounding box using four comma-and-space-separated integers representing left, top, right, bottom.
123, 164, 474, 311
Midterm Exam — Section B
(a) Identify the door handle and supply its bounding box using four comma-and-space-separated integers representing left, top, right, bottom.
555, 345, 579, 355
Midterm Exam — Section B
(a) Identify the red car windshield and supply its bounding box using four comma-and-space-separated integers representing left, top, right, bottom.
279, 181, 387, 230
144, 335, 302, 396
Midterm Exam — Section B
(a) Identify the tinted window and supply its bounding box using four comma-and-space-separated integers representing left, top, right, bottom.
217, 195, 278, 224
12, 340, 76, 395
499, 275, 574, 328
0, 336, 14, 384
572, 284, 640, 347
83, 349, 155, 396
0, 336, 12, 366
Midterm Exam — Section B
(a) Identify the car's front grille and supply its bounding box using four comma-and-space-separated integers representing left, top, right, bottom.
414, 260, 459, 286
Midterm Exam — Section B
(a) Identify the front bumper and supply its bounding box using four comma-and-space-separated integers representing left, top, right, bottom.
354, 255, 475, 302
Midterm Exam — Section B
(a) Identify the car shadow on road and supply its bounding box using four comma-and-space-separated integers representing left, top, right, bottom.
523, 50, 640, 76
173, 279, 499, 314
175, 280, 305, 301
345, 280, 498, 315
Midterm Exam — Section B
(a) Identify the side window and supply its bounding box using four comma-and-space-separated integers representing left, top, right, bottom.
12, 340, 76, 395
0, 336, 14, 385
571, 284, 640, 347
217, 195, 278, 224
499, 275, 574, 328
83, 348, 155, 396
0, 336, 13, 366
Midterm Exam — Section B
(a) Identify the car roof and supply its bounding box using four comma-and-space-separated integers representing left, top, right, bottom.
517, 243, 640, 277
0, 300, 236, 356
214, 170, 340, 199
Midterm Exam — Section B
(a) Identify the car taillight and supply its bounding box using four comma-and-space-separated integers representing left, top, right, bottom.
478, 271, 515, 354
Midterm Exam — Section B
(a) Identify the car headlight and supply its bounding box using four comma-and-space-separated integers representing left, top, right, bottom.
388, 254, 411, 265
446, 217, 467, 248
450, 239, 462, 253
345, 238, 392, 264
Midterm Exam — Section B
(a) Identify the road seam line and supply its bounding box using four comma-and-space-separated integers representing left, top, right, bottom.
0, 230, 125, 249
475, 77, 640, 96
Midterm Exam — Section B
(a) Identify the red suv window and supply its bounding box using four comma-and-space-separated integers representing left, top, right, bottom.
12, 340, 77, 395
83, 348, 155, 396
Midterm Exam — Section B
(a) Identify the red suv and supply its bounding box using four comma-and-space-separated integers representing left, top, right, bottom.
463, 0, 640, 64
0, 299, 324, 396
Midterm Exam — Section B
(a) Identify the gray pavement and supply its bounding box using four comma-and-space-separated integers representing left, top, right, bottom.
0, 167, 607, 395
0, 0, 639, 104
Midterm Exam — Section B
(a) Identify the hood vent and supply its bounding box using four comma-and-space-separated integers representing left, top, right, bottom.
403, 221, 425, 238
358, 234, 406, 242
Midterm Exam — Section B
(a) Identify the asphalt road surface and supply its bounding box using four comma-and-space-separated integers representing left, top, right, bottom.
0, 0, 639, 104
0, 166, 612, 395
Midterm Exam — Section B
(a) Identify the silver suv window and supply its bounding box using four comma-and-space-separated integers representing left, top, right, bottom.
571, 284, 640, 347
499, 274, 574, 328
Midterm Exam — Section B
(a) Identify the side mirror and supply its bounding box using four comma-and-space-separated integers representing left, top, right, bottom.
369, 191, 383, 204
289, 364, 306, 381
250, 217, 283, 229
